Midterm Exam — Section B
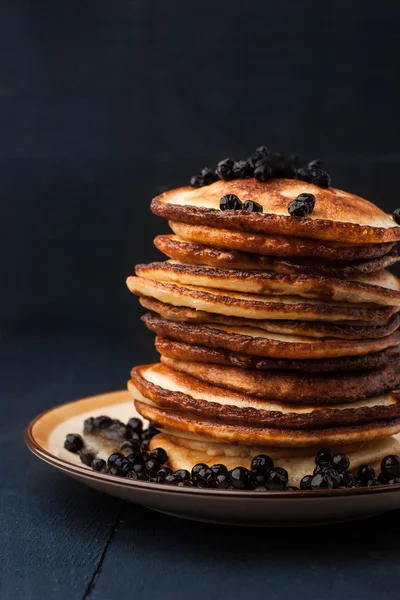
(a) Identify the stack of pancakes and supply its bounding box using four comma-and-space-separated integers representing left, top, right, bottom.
127, 178, 400, 486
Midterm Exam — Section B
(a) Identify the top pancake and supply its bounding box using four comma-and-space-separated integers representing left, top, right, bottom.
151, 179, 400, 244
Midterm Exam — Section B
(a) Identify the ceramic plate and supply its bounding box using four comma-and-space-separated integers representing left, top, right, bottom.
25, 390, 400, 527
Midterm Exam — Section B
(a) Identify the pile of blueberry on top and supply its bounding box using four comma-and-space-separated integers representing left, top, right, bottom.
64, 416, 400, 491
190, 146, 331, 190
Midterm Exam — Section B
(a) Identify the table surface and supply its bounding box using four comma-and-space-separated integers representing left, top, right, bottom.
3, 330, 400, 600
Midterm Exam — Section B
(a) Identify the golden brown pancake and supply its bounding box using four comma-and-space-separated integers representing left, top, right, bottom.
127, 277, 398, 323
135, 261, 400, 306
135, 397, 400, 447
151, 179, 400, 243
143, 313, 400, 359
129, 364, 400, 428
155, 234, 400, 277
150, 432, 400, 487
156, 337, 400, 373
140, 297, 400, 340
169, 221, 396, 262
160, 357, 400, 405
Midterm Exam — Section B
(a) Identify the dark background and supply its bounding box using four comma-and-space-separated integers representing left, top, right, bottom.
2, 2, 400, 599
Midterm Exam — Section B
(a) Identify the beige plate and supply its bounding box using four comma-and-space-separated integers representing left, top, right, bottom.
24, 390, 400, 527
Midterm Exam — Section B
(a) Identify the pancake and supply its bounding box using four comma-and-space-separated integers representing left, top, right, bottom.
135, 261, 400, 306
149, 433, 400, 487
140, 297, 400, 340
160, 357, 400, 405
155, 234, 400, 277
135, 397, 400, 447
151, 179, 400, 243
143, 313, 400, 359
156, 337, 400, 373
127, 277, 398, 323
169, 221, 396, 262
129, 364, 400, 429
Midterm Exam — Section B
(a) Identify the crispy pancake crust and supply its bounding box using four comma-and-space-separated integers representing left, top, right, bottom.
140, 297, 400, 340
151, 179, 400, 243
127, 277, 398, 323
150, 433, 400, 486
129, 365, 400, 428
170, 221, 396, 262
160, 357, 400, 405
134, 397, 400, 446
156, 337, 400, 373
143, 313, 400, 359
135, 261, 400, 306
155, 235, 400, 277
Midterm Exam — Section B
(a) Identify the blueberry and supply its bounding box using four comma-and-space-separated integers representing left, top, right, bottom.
296, 167, 312, 183
127, 470, 148, 481
127, 417, 143, 435
232, 160, 253, 179
210, 464, 228, 476
255, 486, 268, 491
201, 167, 219, 185
141, 439, 150, 451
145, 459, 162, 477
150, 447, 168, 464
295, 193, 316, 212
120, 440, 141, 456
229, 467, 253, 490
130, 432, 142, 443
253, 472, 267, 488
308, 159, 324, 170
252, 146, 270, 163
315, 448, 334, 466
190, 174, 203, 188
331, 454, 350, 472
254, 162, 273, 182
357, 464, 375, 482
265, 467, 288, 491
79, 450, 96, 466
100, 421, 130, 441
288, 199, 310, 217
219, 194, 243, 211
109, 456, 131, 476
177, 480, 195, 487
309, 168, 331, 189
381, 455, 400, 478
251, 454, 274, 474
174, 469, 191, 482
107, 452, 124, 468
93, 415, 113, 429
388, 477, 400, 484
64, 433, 84, 453
91, 458, 107, 472
378, 472, 390, 485
300, 475, 313, 490
197, 467, 216, 488
310, 473, 334, 490
155, 467, 173, 482
340, 471, 356, 487
287, 486, 300, 491
313, 465, 341, 488
215, 473, 231, 489
393, 209, 400, 225
243, 200, 263, 213
216, 158, 235, 180
164, 474, 178, 485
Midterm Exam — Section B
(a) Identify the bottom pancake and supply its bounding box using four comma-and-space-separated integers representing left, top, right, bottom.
149, 432, 400, 487
155, 337, 400, 373
132, 388, 400, 447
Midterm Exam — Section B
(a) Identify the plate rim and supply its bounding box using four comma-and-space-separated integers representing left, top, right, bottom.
24, 390, 400, 500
